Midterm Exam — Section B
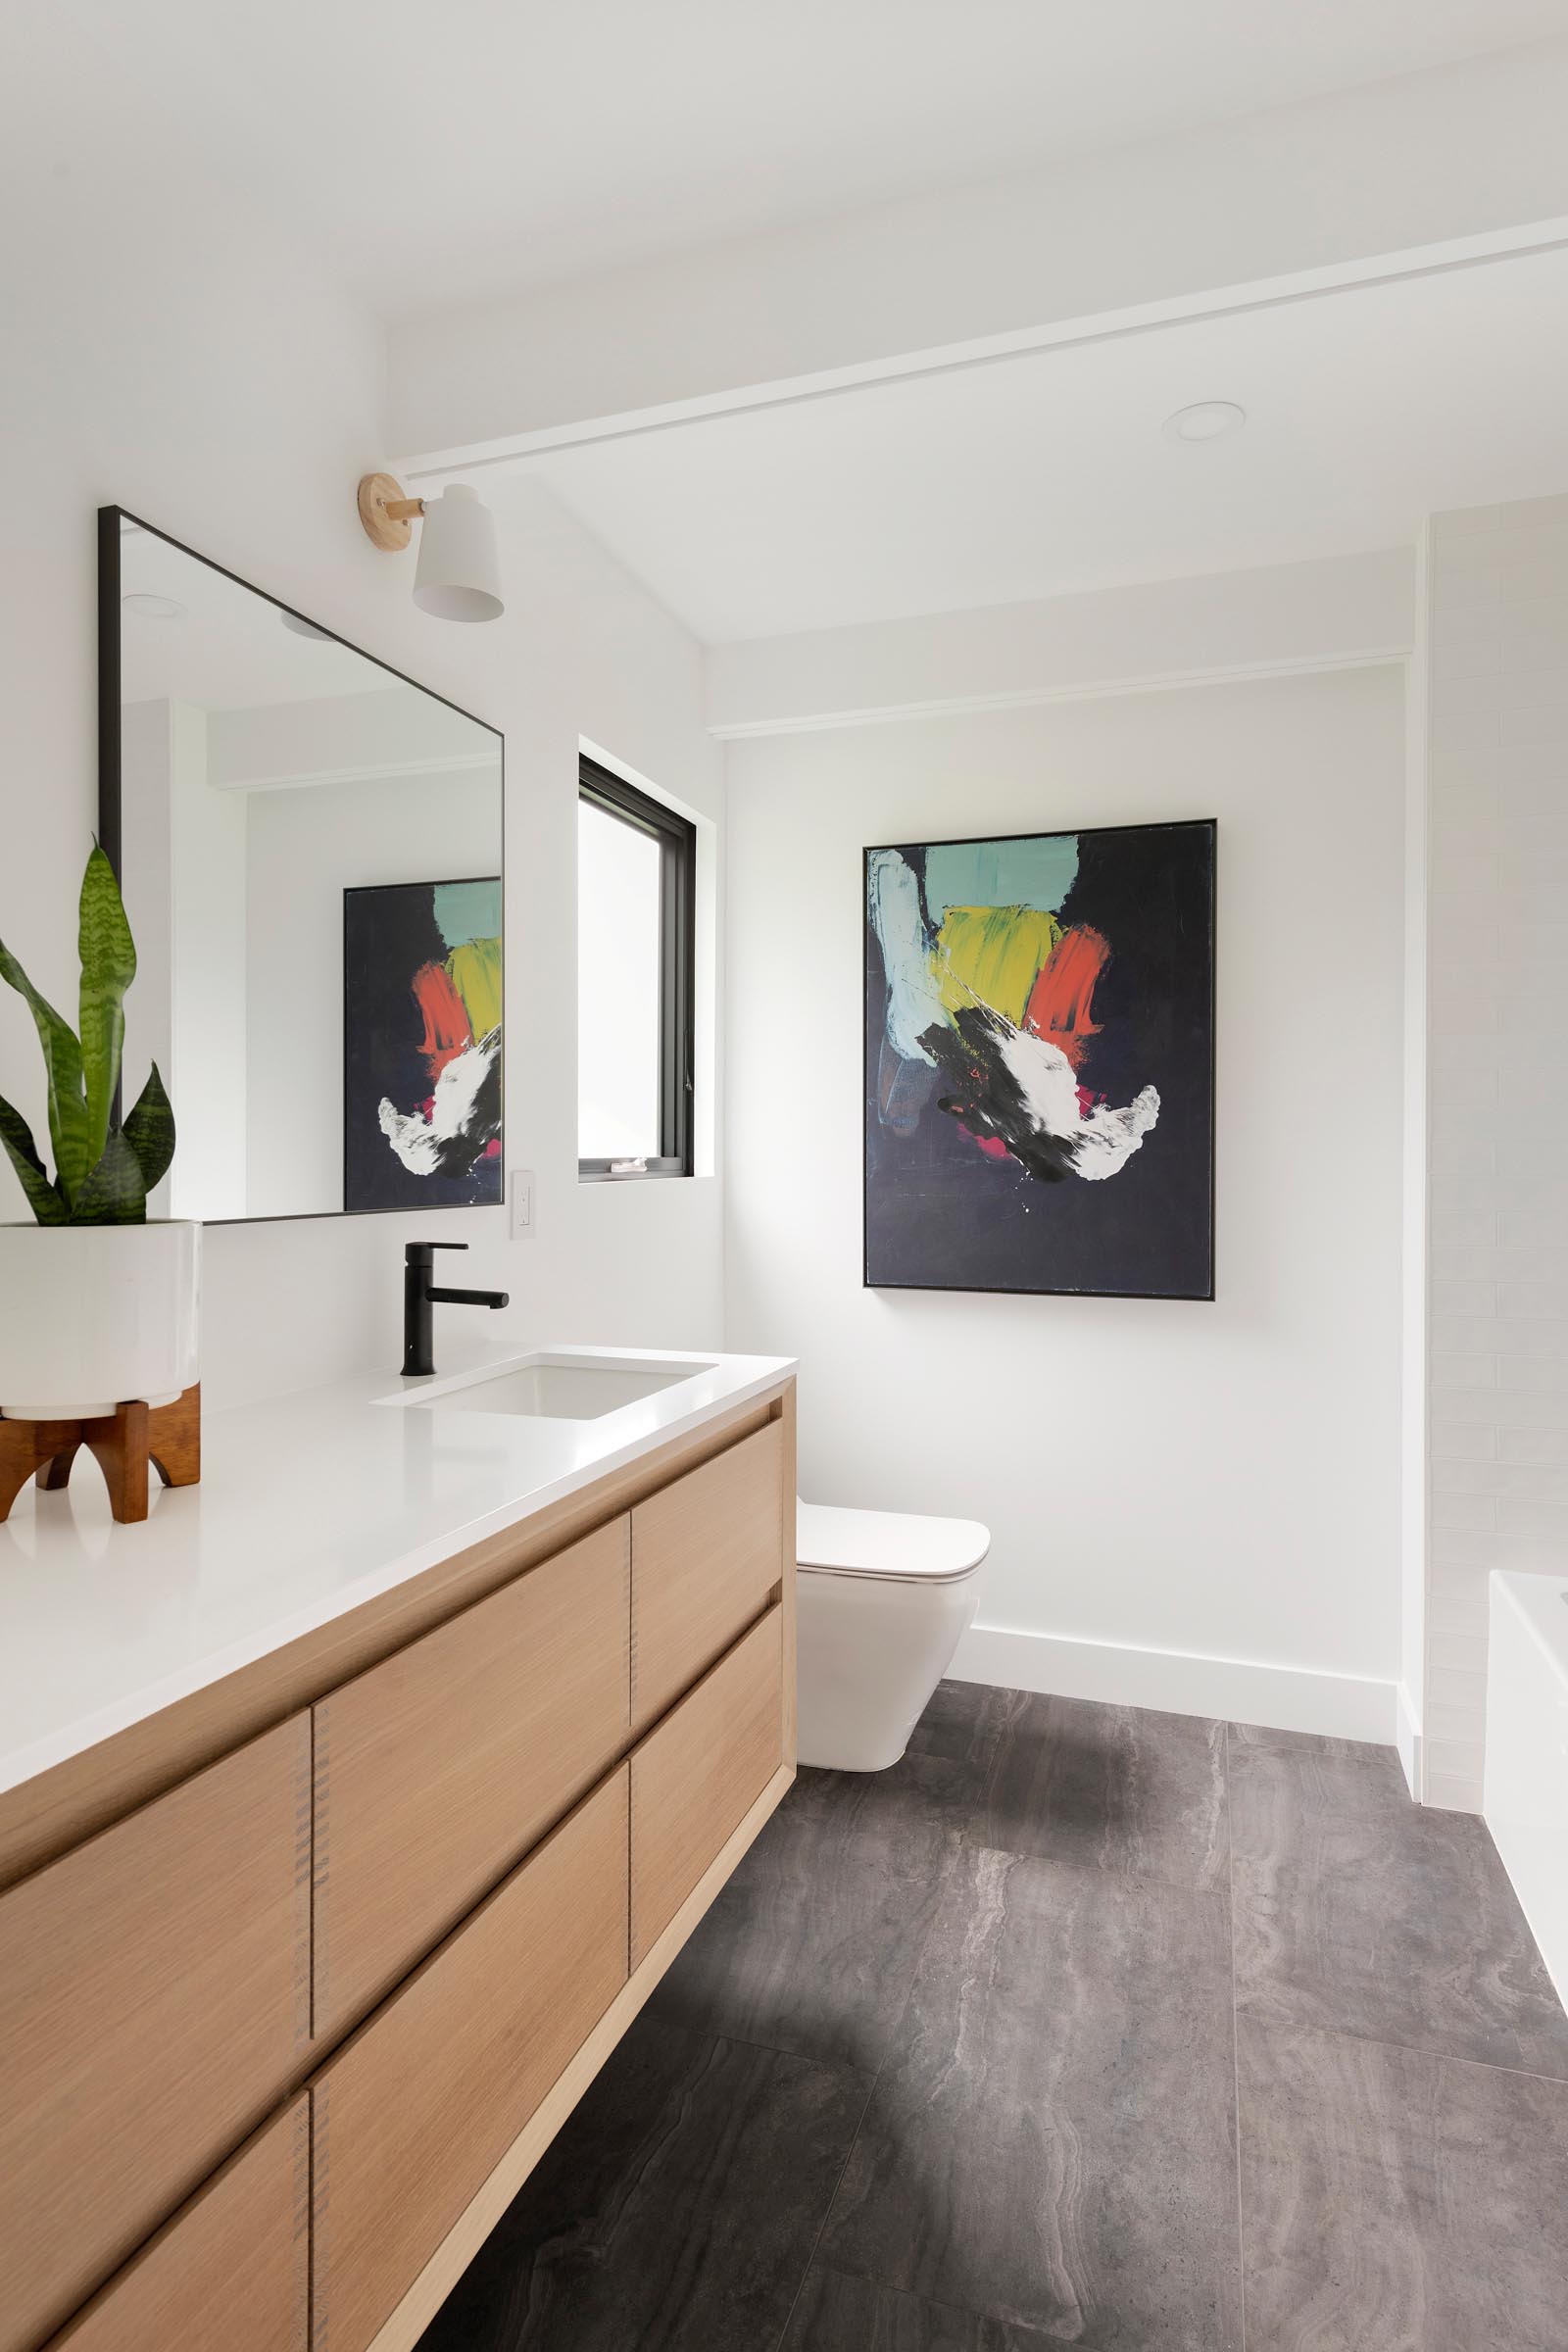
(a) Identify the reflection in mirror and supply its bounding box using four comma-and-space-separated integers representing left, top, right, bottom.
105, 514, 503, 1223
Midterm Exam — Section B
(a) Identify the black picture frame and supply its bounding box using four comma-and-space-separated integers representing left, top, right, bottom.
97, 505, 505, 1225
862, 816, 1217, 1301
343, 876, 505, 1215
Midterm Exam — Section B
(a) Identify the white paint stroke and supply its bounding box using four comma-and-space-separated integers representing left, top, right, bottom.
379, 1027, 502, 1176
997, 1024, 1159, 1180
867, 847, 945, 1067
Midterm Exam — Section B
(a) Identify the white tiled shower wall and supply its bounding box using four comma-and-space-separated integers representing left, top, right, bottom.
1426, 492, 1568, 1811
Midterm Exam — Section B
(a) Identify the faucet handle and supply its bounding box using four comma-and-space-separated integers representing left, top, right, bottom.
404, 1239, 468, 1265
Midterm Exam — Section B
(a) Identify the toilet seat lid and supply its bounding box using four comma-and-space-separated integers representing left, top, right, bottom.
796, 1500, 990, 1584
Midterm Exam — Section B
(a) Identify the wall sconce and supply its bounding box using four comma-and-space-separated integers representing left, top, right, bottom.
357, 473, 505, 623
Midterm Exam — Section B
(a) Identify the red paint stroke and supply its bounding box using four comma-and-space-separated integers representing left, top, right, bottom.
958, 1122, 1010, 1161
412, 960, 474, 1085
1024, 926, 1109, 1070
483, 1137, 502, 1158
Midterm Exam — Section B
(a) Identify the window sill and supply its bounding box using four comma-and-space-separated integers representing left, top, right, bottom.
578, 1161, 692, 1183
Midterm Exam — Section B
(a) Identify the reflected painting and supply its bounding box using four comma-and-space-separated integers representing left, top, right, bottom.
344, 878, 504, 1212
108, 508, 503, 1223
864, 820, 1214, 1298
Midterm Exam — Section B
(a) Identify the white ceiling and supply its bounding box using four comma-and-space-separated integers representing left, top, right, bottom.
521, 243, 1568, 640
5, 0, 1564, 309
121, 524, 408, 707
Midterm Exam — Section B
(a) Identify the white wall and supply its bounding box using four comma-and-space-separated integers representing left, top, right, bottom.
707, 549, 1412, 737
1422, 490, 1568, 1811
0, 183, 724, 1409
170, 702, 249, 1221
725, 666, 1406, 1737
1399, 529, 1432, 1792
120, 701, 175, 1150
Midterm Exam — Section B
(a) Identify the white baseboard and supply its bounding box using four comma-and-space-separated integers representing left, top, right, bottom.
1395, 1682, 1423, 1799
950, 1620, 1398, 1746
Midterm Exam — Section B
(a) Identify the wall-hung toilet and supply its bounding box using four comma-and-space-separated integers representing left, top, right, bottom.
796, 1500, 990, 1771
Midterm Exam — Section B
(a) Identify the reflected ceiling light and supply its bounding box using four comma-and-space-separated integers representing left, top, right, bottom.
280, 609, 333, 642
1163, 401, 1246, 444
122, 590, 186, 621
356, 472, 504, 623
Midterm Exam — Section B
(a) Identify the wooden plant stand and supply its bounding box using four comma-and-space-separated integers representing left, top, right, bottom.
0, 1385, 201, 1525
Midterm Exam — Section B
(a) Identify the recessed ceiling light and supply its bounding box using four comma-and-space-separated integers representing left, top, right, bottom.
280, 609, 333, 642
1163, 401, 1246, 445
122, 590, 187, 621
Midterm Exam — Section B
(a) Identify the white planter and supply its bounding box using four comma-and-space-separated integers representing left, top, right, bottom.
0, 1221, 201, 1420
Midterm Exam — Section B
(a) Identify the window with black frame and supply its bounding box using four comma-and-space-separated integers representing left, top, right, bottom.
577, 757, 695, 1178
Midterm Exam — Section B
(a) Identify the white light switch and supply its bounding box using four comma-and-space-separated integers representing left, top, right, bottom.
510, 1168, 535, 1239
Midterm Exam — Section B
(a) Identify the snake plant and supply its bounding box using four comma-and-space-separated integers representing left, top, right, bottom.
0, 845, 175, 1224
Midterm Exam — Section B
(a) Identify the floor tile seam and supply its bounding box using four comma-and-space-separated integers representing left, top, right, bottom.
701, 2023, 882, 2083
765, 1842, 963, 2352
1231, 2004, 1568, 2090
1225, 1723, 1249, 2352
1227, 1774, 1416, 1820
1226, 1819, 1509, 1887
1226, 1815, 1441, 1860
764, 2029, 891, 2352
1222, 1796, 1439, 1853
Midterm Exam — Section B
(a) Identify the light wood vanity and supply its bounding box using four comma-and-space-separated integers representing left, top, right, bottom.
0, 1372, 796, 2352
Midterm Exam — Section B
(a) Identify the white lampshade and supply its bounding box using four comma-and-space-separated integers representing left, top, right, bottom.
413, 483, 504, 622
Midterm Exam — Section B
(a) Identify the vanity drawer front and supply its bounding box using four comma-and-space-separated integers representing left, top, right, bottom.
313, 1765, 630, 2352
49, 2098, 309, 2352
315, 1516, 631, 2038
0, 1715, 311, 2352
632, 1605, 784, 1965
631, 1418, 785, 1732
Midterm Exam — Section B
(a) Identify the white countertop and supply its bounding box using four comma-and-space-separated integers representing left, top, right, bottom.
0, 1344, 794, 1798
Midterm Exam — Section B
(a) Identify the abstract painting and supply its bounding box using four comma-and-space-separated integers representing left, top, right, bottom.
864, 821, 1214, 1298
344, 877, 503, 1212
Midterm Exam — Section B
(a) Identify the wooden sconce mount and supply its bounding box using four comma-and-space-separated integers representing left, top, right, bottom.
0, 1385, 201, 1526
357, 472, 426, 552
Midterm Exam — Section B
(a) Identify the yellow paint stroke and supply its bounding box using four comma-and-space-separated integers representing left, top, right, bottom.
934, 905, 1062, 1027
447, 935, 503, 1040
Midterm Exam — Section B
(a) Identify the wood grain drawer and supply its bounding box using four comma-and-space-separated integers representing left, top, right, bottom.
48, 2098, 309, 2352
631, 1418, 785, 1734
632, 1605, 784, 1966
313, 1765, 630, 2352
315, 1516, 630, 2039
0, 1715, 311, 2352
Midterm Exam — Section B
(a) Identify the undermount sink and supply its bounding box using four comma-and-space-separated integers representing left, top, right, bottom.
398, 1353, 717, 1422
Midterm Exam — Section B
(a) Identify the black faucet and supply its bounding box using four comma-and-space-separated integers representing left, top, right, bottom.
402, 1241, 510, 1378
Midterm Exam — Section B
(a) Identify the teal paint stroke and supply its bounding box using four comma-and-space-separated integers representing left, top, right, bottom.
867, 849, 945, 1065
925, 835, 1079, 921
432, 878, 501, 950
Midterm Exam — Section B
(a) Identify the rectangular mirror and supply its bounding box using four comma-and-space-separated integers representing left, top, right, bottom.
99, 509, 504, 1224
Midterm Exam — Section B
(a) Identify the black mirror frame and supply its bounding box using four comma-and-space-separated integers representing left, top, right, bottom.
96, 505, 506, 1226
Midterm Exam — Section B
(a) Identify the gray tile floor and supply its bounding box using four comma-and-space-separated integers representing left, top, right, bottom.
417, 1682, 1568, 2352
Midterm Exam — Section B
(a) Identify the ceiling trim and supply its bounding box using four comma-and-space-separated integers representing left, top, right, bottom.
209, 750, 498, 793
708, 645, 1409, 740
401, 218, 1568, 486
